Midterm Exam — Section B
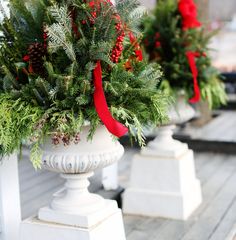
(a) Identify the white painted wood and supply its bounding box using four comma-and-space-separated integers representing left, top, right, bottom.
102, 163, 119, 190
0, 155, 21, 240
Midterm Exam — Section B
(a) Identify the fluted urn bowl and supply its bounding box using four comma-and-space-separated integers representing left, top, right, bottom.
42, 125, 124, 174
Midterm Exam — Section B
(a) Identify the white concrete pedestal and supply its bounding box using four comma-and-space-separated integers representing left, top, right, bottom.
123, 125, 202, 220
20, 173, 126, 240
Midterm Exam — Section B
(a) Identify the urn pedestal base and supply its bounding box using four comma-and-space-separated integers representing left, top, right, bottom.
123, 126, 202, 220
20, 172, 126, 240
20, 207, 126, 240
39, 199, 118, 228
20, 125, 126, 240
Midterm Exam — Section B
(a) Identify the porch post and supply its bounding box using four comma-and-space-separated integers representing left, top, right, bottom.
0, 154, 21, 240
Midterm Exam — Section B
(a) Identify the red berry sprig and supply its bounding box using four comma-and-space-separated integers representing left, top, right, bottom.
111, 20, 125, 63
43, 31, 48, 49
52, 132, 81, 146
42, 24, 48, 49
69, 7, 81, 38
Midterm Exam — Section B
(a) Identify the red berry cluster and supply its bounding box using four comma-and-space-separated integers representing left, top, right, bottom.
154, 32, 161, 49
144, 38, 149, 47
111, 20, 125, 63
43, 31, 48, 49
42, 24, 48, 49
129, 32, 143, 62
88, 1, 100, 25
89, 11, 96, 25
69, 7, 81, 38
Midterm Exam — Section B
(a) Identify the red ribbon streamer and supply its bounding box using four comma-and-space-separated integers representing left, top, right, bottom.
186, 51, 201, 103
93, 61, 128, 137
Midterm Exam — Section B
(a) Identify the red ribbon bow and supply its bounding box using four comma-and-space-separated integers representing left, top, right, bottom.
178, 0, 202, 30
93, 61, 128, 137
186, 51, 201, 103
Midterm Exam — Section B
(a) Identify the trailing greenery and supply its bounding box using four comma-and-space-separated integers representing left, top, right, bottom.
143, 0, 227, 108
0, 0, 169, 167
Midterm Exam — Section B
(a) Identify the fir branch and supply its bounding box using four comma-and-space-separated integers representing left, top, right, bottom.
30, 142, 43, 169
49, 5, 72, 35
47, 23, 76, 61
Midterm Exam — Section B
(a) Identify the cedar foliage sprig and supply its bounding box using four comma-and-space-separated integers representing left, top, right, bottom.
143, 0, 227, 108
0, 0, 169, 167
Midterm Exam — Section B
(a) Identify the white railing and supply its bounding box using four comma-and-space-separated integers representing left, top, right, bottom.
0, 154, 21, 240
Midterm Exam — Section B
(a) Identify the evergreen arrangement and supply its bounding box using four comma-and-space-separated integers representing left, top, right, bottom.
0, 0, 168, 167
143, 0, 227, 108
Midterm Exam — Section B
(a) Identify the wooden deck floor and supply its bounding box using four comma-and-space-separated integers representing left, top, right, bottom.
19, 148, 236, 240
119, 149, 236, 240
176, 111, 236, 143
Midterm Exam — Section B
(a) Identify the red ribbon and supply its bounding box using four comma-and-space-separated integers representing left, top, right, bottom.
186, 51, 201, 103
93, 61, 128, 137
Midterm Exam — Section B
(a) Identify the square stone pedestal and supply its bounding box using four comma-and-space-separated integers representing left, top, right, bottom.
20, 200, 126, 240
123, 148, 202, 220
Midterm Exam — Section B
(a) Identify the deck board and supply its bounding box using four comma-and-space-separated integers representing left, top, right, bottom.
208, 199, 236, 240
181, 165, 236, 240
179, 111, 236, 143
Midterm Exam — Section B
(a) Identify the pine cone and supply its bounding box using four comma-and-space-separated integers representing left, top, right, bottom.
28, 42, 46, 76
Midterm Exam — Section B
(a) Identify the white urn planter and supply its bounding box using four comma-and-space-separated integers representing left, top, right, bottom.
20, 125, 126, 240
123, 95, 202, 220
